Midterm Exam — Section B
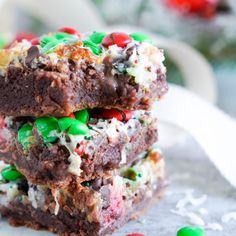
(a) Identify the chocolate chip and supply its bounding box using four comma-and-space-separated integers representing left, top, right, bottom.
25, 46, 39, 67
17, 179, 29, 193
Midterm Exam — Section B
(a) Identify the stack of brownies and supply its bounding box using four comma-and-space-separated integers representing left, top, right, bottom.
0, 28, 168, 235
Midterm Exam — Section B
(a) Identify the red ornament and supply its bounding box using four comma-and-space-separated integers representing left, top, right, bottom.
126, 234, 144, 236
99, 109, 132, 121
165, 0, 219, 18
102, 32, 132, 48
30, 37, 40, 45
58, 27, 78, 35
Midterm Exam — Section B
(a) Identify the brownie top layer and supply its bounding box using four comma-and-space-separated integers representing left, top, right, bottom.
0, 30, 168, 117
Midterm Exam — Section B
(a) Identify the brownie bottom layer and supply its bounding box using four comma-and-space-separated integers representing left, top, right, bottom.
0, 184, 164, 236
0, 147, 165, 236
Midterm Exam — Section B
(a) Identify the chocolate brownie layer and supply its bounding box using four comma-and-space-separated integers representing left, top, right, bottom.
0, 31, 167, 117
0, 111, 157, 187
0, 148, 165, 236
0, 187, 163, 236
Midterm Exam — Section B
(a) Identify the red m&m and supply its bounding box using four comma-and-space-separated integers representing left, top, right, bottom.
30, 37, 40, 45
5, 32, 36, 49
102, 32, 132, 48
99, 109, 132, 121
58, 27, 78, 35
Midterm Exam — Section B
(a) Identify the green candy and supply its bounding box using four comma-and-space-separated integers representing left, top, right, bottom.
130, 32, 153, 43
54, 32, 78, 44
1, 166, 22, 181
83, 40, 102, 55
177, 226, 206, 236
68, 120, 89, 135
89, 32, 106, 44
18, 124, 35, 149
40, 36, 56, 47
58, 117, 75, 131
0, 34, 7, 49
58, 117, 89, 136
123, 168, 141, 181
41, 40, 60, 54
54, 32, 74, 40
74, 109, 89, 123
40, 33, 78, 54
35, 117, 58, 143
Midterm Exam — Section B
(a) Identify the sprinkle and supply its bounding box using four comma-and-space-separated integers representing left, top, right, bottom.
171, 209, 205, 226
198, 208, 208, 215
221, 212, 236, 223
206, 223, 223, 231
176, 190, 207, 209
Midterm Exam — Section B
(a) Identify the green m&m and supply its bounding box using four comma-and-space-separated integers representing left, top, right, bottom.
58, 117, 89, 136
54, 32, 78, 44
68, 120, 89, 135
58, 117, 75, 132
0, 34, 7, 49
74, 109, 89, 123
177, 226, 206, 236
83, 40, 102, 55
130, 32, 153, 43
89, 32, 106, 44
35, 117, 58, 143
18, 124, 36, 149
1, 166, 22, 181
40, 33, 78, 53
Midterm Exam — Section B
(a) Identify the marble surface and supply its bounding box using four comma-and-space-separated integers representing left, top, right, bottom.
116, 125, 236, 235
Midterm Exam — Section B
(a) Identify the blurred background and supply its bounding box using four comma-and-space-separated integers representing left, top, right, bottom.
0, 0, 235, 117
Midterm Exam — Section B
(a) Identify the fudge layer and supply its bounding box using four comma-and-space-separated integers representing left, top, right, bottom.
0, 147, 165, 236
0, 111, 157, 187
0, 31, 167, 117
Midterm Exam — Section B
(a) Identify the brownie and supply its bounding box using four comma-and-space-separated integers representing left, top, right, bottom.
0, 31, 168, 117
0, 148, 165, 236
0, 111, 158, 187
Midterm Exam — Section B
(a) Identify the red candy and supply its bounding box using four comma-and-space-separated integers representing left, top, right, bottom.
5, 32, 36, 49
58, 27, 78, 35
15, 32, 36, 42
123, 110, 132, 121
68, 113, 76, 119
102, 32, 132, 48
30, 37, 40, 45
99, 109, 132, 121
